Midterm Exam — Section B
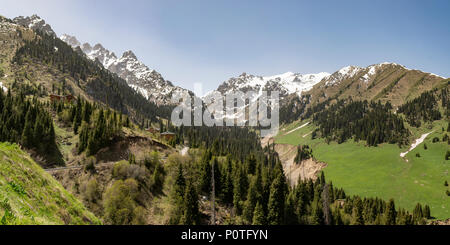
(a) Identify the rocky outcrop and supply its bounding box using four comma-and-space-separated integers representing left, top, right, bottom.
274, 143, 327, 186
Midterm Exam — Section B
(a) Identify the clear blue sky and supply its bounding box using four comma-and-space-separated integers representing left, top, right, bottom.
3, 0, 450, 93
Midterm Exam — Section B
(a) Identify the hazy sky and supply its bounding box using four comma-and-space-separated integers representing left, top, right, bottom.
2, 0, 449, 93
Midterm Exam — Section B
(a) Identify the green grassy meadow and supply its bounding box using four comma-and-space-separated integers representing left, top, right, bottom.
0, 142, 101, 225
275, 119, 450, 220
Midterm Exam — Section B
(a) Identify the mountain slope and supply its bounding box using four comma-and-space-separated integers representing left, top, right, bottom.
4, 16, 172, 124
305, 62, 447, 107
60, 34, 192, 105
0, 142, 100, 225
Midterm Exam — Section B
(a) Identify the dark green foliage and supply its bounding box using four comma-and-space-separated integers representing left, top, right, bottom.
398, 89, 443, 127
64, 99, 124, 155
423, 205, 431, 219
294, 145, 313, 164
169, 164, 186, 225
179, 126, 262, 162
267, 167, 287, 225
385, 199, 396, 225
252, 202, 266, 225
312, 99, 409, 146
181, 181, 200, 225
0, 89, 57, 160
352, 196, 364, 225
280, 94, 311, 124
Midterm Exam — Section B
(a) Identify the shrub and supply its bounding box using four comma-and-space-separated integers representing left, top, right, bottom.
84, 156, 96, 173
84, 179, 100, 203
103, 179, 139, 225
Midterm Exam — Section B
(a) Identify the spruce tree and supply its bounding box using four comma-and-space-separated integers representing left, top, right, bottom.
181, 181, 199, 225
352, 196, 364, 225
385, 199, 396, 225
252, 202, 266, 225
21, 110, 34, 148
267, 174, 286, 225
169, 164, 186, 225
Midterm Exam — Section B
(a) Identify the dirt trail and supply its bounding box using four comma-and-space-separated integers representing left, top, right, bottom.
274, 144, 327, 186
400, 131, 433, 158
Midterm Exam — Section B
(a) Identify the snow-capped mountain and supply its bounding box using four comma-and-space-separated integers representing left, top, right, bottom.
60, 34, 191, 105
211, 71, 330, 98
13, 15, 56, 37
202, 71, 330, 120
321, 62, 445, 88
322, 62, 407, 87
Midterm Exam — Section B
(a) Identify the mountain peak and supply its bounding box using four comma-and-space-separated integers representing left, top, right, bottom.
13, 14, 56, 37
122, 50, 137, 60
93, 43, 106, 51
60, 34, 81, 47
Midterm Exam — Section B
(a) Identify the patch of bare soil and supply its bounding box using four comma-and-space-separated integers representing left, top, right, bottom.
274, 144, 327, 186
429, 219, 450, 225
96, 136, 171, 163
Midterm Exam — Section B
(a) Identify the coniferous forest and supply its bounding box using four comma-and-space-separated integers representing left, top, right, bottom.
0, 87, 58, 164
12, 30, 173, 123
311, 99, 409, 146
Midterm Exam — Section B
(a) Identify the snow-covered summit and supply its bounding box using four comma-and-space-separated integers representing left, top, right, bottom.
323, 62, 414, 87
213, 71, 330, 98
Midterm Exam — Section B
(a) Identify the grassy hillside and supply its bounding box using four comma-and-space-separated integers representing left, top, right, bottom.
0, 142, 101, 225
305, 64, 446, 108
275, 119, 450, 220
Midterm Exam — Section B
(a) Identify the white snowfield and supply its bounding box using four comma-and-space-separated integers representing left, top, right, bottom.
400, 132, 433, 158
284, 122, 310, 136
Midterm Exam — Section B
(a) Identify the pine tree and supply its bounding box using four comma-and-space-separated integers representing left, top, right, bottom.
423, 205, 431, 219
312, 185, 324, 225
243, 176, 259, 224
169, 164, 186, 225
222, 157, 234, 204
385, 199, 396, 225
181, 181, 199, 225
21, 110, 34, 148
413, 203, 423, 223
352, 196, 364, 225
199, 151, 212, 194
252, 202, 265, 225
267, 174, 286, 225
